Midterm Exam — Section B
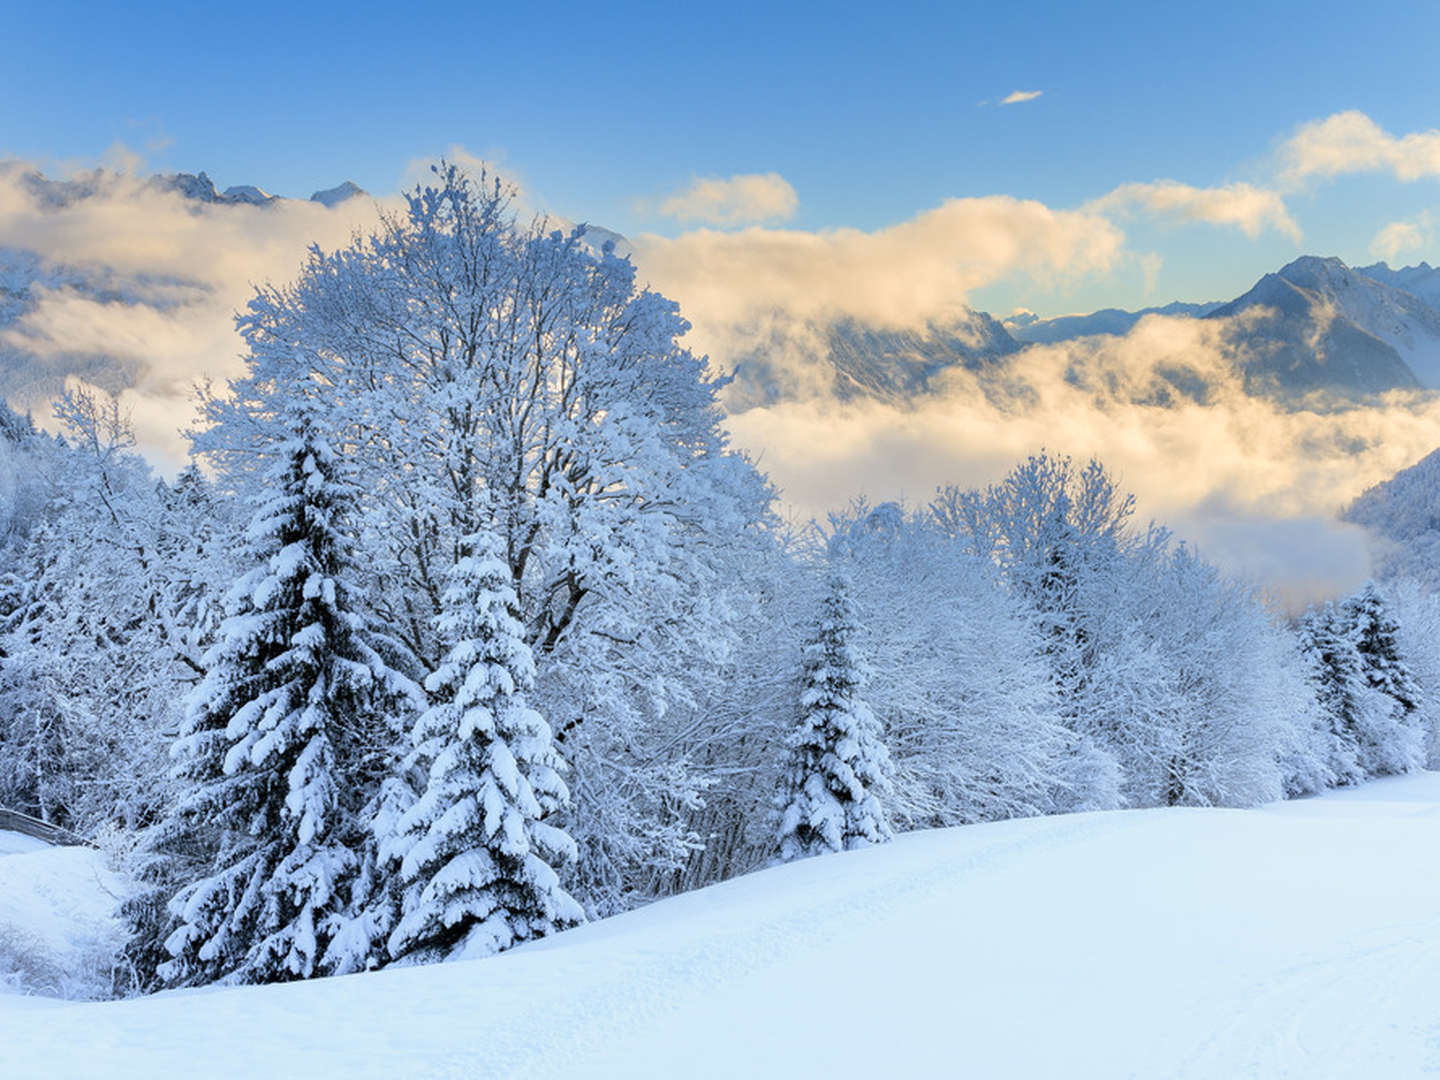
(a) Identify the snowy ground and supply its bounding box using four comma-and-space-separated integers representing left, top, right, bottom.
3, 774, 1439, 1079
0, 830, 124, 1002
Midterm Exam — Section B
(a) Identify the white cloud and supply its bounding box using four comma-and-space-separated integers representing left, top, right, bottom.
1000, 90, 1043, 106
1278, 110, 1440, 185
657, 173, 798, 226
1087, 180, 1302, 242
1368, 215, 1431, 263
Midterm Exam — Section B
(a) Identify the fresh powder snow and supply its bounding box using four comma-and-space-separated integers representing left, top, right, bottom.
2, 773, 1438, 1078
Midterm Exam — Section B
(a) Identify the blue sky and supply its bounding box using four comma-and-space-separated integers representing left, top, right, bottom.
5, 0, 1440, 315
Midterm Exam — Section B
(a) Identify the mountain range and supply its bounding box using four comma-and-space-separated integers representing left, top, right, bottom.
13, 166, 368, 209
727, 254, 1440, 409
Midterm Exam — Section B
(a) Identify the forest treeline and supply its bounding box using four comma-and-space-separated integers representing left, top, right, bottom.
0, 166, 1434, 997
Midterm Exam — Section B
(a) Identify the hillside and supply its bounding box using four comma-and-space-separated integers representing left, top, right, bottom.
725, 312, 1021, 408
1344, 445, 1440, 587
3, 774, 1438, 1079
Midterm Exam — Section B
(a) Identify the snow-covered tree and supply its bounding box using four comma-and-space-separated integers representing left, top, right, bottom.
160, 407, 416, 987
1387, 582, 1440, 768
827, 501, 1073, 827
384, 529, 584, 964
192, 162, 775, 914
935, 454, 1137, 810
0, 389, 183, 834
1341, 582, 1426, 776
777, 571, 893, 861
1297, 602, 1393, 786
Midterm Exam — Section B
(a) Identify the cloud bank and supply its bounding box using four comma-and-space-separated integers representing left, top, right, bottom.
633, 194, 1124, 340
0, 164, 395, 462
720, 312, 1437, 604
0, 141, 1431, 602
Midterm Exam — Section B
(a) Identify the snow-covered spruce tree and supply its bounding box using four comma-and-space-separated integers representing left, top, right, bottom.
1342, 582, 1427, 776
777, 571, 893, 861
159, 406, 416, 987
1297, 602, 1388, 786
1387, 582, 1440, 768
384, 529, 584, 965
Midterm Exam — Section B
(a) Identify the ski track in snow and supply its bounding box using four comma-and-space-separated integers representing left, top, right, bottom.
2, 774, 1439, 1078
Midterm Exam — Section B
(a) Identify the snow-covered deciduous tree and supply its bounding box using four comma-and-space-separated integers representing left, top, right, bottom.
777, 570, 893, 861
935, 454, 1138, 811
383, 529, 584, 964
1120, 545, 1300, 807
159, 406, 417, 987
0, 390, 185, 835
828, 502, 1073, 827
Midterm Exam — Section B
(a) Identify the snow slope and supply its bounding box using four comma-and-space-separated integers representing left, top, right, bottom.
3, 776, 1440, 1078
0, 831, 124, 1000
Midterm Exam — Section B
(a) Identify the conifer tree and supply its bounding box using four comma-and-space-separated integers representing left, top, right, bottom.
1342, 582, 1426, 775
777, 570, 893, 861
1297, 603, 1369, 786
159, 405, 414, 986
384, 529, 584, 965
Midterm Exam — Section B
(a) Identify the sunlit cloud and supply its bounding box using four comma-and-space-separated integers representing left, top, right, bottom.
1087, 180, 1302, 242
1000, 90, 1043, 105
1368, 215, 1431, 263
656, 173, 799, 226
1278, 110, 1440, 186
633, 194, 1124, 339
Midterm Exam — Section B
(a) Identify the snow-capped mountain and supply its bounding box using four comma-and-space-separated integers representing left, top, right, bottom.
1355, 261, 1440, 311
1004, 257, 1440, 401
17, 166, 369, 210
1202, 256, 1425, 397
309, 180, 367, 207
